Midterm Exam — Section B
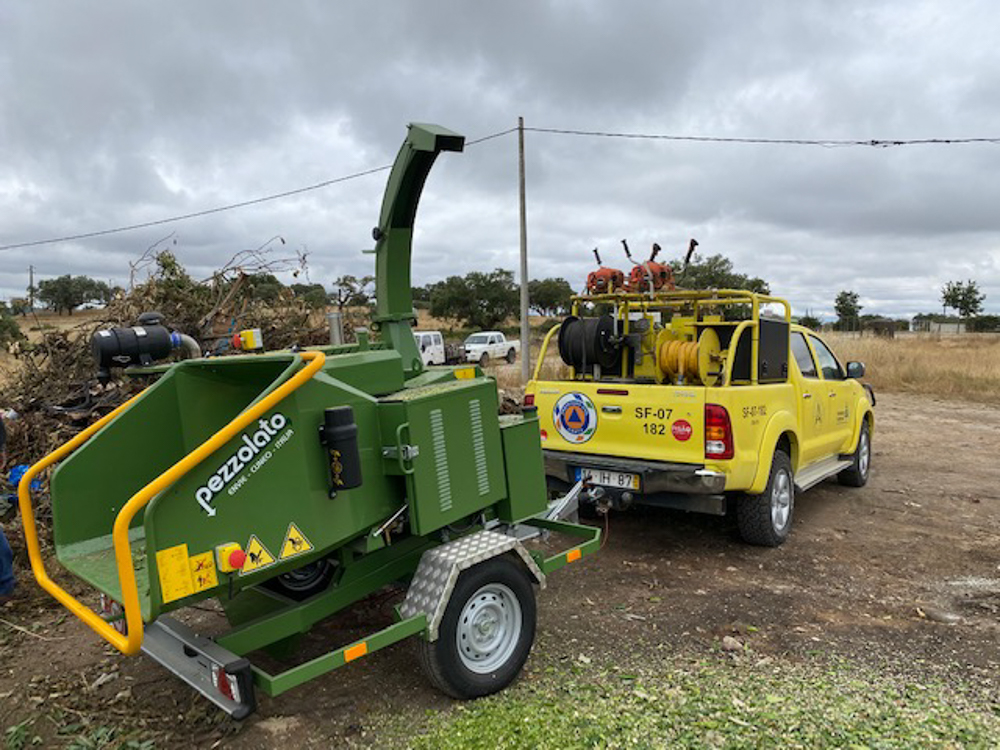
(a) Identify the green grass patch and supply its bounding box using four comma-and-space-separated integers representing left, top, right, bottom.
382, 655, 1000, 749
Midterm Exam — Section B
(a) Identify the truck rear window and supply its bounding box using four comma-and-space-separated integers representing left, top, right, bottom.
791, 332, 818, 378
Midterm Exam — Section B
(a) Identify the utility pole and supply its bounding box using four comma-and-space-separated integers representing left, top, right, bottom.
28, 265, 34, 312
518, 116, 531, 384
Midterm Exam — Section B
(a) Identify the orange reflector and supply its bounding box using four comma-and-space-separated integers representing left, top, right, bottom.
344, 642, 368, 662
566, 549, 582, 563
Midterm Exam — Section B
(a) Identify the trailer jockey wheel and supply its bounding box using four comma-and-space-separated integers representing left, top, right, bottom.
417, 555, 536, 699
262, 559, 335, 601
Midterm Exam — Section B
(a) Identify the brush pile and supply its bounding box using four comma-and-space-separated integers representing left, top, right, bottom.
0, 249, 361, 484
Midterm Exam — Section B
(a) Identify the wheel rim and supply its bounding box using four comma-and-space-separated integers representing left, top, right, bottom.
771, 470, 792, 531
276, 560, 328, 592
456, 583, 522, 674
859, 432, 870, 477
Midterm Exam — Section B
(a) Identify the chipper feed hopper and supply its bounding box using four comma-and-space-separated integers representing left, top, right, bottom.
18, 124, 598, 718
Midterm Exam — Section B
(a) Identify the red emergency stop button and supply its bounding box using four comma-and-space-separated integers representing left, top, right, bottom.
229, 549, 247, 570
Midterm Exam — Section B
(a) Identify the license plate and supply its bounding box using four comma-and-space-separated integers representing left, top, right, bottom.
576, 467, 640, 490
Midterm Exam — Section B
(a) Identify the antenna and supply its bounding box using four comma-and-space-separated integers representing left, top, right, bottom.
593, 247, 603, 266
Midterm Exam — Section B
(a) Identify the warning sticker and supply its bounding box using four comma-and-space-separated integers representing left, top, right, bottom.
156, 544, 195, 604
240, 535, 276, 575
279, 522, 314, 560
189, 551, 218, 593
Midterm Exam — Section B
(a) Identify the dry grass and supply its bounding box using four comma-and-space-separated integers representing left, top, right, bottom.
826, 332, 1000, 404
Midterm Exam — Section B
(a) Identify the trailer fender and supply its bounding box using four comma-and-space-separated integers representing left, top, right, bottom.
749, 411, 799, 495
398, 530, 545, 641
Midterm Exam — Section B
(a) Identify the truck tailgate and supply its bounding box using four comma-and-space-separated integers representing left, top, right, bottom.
532, 381, 706, 465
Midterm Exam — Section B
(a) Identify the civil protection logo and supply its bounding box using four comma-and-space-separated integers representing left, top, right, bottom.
553, 392, 598, 444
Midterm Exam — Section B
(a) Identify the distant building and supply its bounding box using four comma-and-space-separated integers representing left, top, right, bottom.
912, 319, 966, 334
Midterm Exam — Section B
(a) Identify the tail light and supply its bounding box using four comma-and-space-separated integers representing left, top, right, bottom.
705, 404, 734, 460
211, 664, 242, 703
523, 393, 535, 407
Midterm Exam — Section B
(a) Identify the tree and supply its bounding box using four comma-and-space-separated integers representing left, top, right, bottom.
291, 282, 328, 309
942, 279, 985, 319
330, 275, 374, 312
37, 275, 111, 315
8, 298, 29, 316
528, 278, 574, 316
0, 302, 25, 347
669, 253, 769, 293
834, 290, 862, 331
430, 269, 518, 330
941, 280, 962, 316
245, 273, 284, 303
798, 313, 822, 330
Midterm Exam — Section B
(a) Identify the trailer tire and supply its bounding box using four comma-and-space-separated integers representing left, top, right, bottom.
506, 348, 516, 364
737, 450, 793, 547
262, 559, 335, 601
838, 420, 870, 487
417, 555, 536, 699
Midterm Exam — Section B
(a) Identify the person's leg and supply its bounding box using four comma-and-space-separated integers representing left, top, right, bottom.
0, 527, 14, 597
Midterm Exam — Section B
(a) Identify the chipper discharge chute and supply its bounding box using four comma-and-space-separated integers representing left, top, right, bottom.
18, 123, 599, 718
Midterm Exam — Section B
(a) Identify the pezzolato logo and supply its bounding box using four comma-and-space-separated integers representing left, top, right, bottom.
195, 413, 288, 516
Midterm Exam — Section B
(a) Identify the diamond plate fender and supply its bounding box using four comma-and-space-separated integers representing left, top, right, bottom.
398, 530, 545, 641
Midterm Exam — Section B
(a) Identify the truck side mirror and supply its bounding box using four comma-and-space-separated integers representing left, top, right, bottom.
846, 361, 865, 379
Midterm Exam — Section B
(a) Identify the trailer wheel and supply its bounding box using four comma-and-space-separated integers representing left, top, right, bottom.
737, 450, 793, 547
838, 420, 871, 487
262, 559, 334, 601
417, 555, 536, 699
506, 348, 516, 364
479, 352, 490, 368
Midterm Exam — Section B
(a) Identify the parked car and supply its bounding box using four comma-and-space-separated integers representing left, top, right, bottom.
414, 330, 446, 365
464, 331, 520, 366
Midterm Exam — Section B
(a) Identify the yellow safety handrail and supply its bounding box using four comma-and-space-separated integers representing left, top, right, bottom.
18, 350, 326, 656
532, 323, 561, 382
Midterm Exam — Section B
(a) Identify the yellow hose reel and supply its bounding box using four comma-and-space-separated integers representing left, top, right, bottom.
656, 327, 723, 386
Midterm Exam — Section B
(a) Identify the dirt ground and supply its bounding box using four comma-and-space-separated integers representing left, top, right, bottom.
2, 390, 999, 748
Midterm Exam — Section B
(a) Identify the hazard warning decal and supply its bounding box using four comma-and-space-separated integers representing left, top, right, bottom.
239, 534, 276, 575
553, 392, 598, 444
279, 522, 314, 560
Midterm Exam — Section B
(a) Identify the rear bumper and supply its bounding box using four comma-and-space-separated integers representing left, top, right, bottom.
543, 449, 727, 495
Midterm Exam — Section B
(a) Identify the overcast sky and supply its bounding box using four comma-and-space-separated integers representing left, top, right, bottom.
1, 1, 998, 320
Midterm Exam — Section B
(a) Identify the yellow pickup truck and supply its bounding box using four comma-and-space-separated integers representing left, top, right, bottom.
524, 289, 874, 546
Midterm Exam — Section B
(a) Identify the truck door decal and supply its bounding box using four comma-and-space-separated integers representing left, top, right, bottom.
553, 393, 598, 444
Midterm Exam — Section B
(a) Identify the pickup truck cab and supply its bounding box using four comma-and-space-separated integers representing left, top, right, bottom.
464, 331, 519, 366
525, 289, 874, 546
414, 330, 446, 366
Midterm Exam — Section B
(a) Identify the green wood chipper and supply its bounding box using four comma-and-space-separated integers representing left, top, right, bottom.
17, 123, 598, 718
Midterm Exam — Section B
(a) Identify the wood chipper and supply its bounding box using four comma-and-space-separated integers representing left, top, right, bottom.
17, 123, 598, 719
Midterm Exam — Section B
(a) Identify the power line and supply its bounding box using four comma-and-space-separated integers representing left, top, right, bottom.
0, 127, 517, 253
3, 124, 998, 253
523, 126, 1000, 148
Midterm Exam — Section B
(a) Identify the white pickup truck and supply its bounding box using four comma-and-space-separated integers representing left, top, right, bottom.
464, 331, 519, 366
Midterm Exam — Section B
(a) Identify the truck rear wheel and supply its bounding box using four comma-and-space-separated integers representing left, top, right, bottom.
737, 450, 793, 547
838, 420, 870, 487
506, 348, 516, 364
417, 555, 536, 699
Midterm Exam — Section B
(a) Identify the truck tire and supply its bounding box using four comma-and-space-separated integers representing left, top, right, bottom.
737, 450, 794, 547
506, 348, 516, 364
479, 352, 490, 368
838, 420, 871, 487
417, 555, 536, 699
